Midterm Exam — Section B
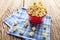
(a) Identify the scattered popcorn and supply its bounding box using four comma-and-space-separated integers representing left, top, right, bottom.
29, 32, 34, 36
32, 27, 36, 31
24, 22, 28, 27
43, 25, 47, 29
19, 30, 24, 34
13, 26, 17, 32
42, 32, 47, 38
14, 21, 17, 26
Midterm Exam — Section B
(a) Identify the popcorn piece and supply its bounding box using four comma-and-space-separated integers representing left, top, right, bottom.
28, 6, 33, 11
30, 10, 34, 13
29, 32, 34, 36
33, 6, 37, 10
32, 14, 35, 16
43, 12, 46, 15
39, 13, 43, 17
33, 2, 36, 5
28, 10, 33, 14
42, 6, 46, 9
24, 22, 28, 27
41, 9, 45, 12
36, 7, 39, 10
43, 25, 47, 29
19, 30, 24, 34
14, 21, 17, 26
32, 13, 35, 16
32, 27, 36, 31
42, 32, 48, 38
35, 14, 39, 17
38, 2, 42, 4
37, 3, 43, 8
28, 11, 31, 14
36, 11, 39, 14
30, 7, 33, 10
13, 26, 17, 32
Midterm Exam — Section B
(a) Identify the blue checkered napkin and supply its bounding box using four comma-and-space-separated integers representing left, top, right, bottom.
43, 15, 51, 25
4, 8, 29, 28
3, 8, 51, 40
25, 15, 51, 40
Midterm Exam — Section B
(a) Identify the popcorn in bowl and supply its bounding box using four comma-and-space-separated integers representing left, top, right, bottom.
27, 2, 47, 17
27, 2, 47, 24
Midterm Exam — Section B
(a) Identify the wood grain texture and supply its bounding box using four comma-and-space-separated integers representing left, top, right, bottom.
0, 0, 60, 40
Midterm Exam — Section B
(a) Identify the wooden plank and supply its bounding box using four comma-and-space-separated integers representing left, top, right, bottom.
0, 0, 13, 18
0, 0, 23, 40
0, 0, 23, 18
8, 0, 23, 12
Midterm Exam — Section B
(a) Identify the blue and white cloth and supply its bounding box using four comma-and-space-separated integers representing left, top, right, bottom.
4, 8, 51, 40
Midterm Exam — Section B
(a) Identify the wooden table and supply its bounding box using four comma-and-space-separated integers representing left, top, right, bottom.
0, 0, 60, 40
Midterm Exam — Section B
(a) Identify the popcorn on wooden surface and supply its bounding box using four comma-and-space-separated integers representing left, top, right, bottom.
27, 2, 47, 17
